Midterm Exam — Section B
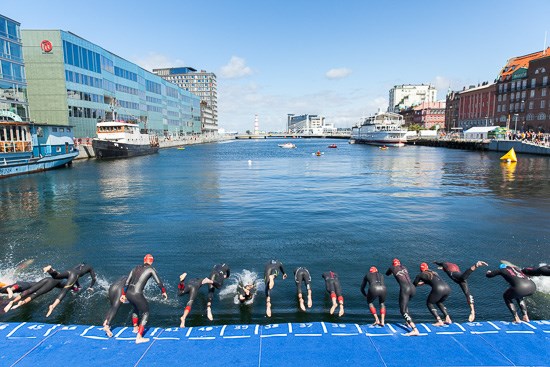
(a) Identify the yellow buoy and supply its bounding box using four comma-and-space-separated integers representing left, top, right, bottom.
500, 148, 517, 162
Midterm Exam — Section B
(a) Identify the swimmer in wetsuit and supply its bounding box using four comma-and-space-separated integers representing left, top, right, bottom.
0, 281, 37, 299
361, 266, 387, 326
264, 260, 287, 317
43, 262, 97, 317
206, 263, 230, 321
102, 276, 128, 337
120, 254, 167, 344
294, 267, 313, 311
322, 271, 344, 316
386, 258, 419, 336
178, 273, 215, 328
522, 265, 550, 276
486, 264, 536, 323
434, 260, 487, 321
414, 263, 452, 326
3, 278, 66, 313
238, 283, 256, 303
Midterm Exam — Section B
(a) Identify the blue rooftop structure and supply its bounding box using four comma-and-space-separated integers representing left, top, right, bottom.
1, 320, 549, 366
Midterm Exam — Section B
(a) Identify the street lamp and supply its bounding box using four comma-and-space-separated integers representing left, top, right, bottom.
513, 113, 519, 133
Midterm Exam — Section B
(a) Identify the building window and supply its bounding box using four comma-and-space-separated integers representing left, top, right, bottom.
522, 80, 527, 89
542, 88, 547, 97
530, 90, 535, 98
537, 112, 546, 120
529, 101, 534, 109
526, 113, 534, 121
497, 105, 501, 112
503, 94, 507, 101
531, 78, 536, 88
543, 76, 548, 86
541, 100, 546, 109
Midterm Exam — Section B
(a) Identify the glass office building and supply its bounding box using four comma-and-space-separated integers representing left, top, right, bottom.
22, 30, 200, 138
0, 14, 28, 121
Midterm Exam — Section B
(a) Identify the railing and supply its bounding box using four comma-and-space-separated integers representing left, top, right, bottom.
0, 141, 32, 153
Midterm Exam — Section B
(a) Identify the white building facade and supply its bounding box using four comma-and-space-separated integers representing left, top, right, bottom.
388, 84, 437, 113
287, 114, 329, 134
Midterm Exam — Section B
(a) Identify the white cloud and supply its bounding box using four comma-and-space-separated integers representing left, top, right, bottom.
220, 56, 253, 79
131, 52, 184, 72
325, 68, 352, 79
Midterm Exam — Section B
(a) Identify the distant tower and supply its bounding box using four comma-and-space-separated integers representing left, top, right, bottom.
254, 114, 259, 135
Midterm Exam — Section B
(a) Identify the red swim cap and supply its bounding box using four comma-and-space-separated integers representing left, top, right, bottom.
392, 258, 401, 266
144, 254, 154, 264
420, 262, 429, 271
370, 266, 378, 273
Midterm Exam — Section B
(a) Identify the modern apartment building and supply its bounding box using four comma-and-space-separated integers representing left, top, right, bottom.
21, 30, 201, 138
287, 114, 330, 134
388, 84, 437, 113
153, 67, 218, 134
0, 14, 28, 121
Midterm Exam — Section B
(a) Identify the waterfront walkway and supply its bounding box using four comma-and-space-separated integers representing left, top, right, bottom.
2, 320, 549, 366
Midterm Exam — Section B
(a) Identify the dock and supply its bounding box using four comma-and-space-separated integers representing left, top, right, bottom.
2, 320, 549, 366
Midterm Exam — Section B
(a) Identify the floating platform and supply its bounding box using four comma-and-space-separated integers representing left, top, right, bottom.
1, 320, 549, 366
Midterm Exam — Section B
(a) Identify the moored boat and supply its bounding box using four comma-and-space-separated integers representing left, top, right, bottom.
92, 121, 159, 159
328, 144, 337, 148
351, 111, 408, 147
1, 119, 79, 178
278, 142, 296, 149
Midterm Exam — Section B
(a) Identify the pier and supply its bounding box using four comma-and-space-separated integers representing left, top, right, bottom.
2, 320, 549, 366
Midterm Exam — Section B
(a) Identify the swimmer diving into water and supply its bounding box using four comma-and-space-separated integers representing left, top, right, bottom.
264, 260, 287, 317
322, 271, 344, 316
178, 273, 215, 328
361, 266, 386, 326
386, 258, 419, 336
414, 263, 452, 326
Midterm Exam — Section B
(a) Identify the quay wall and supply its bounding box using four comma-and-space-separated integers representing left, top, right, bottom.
408, 138, 550, 156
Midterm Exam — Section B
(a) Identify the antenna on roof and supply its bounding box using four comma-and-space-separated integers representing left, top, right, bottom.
544, 31, 548, 55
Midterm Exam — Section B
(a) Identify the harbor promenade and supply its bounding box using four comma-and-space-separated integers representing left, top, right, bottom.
408, 138, 550, 156
2, 320, 549, 366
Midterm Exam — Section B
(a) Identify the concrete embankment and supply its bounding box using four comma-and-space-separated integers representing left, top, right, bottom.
75, 135, 233, 160
408, 138, 550, 156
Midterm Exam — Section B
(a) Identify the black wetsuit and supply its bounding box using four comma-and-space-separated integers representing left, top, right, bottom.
123, 264, 165, 333
47, 263, 97, 303
104, 276, 128, 327
361, 271, 387, 315
207, 264, 230, 305
237, 284, 254, 303
386, 264, 416, 325
486, 266, 536, 318
322, 271, 343, 301
294, 267, 312, 295
0, 281, 36, 295
522, 265, 550, 276
178, 277, 213, 311
264, 260, 286, 298
19, 278, 66, 302
434, 261, 476, 305
413, 270, 451, 320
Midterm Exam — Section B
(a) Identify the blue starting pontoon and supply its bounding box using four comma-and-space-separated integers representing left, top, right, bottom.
1, 320, 549, 366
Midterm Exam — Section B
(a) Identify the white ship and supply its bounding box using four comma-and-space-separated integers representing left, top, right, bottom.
92, 121, 159, 159
351, 112, 408, 147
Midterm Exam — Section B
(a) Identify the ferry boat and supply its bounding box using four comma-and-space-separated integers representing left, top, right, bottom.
351, 111, 408, 147
1, 117, 79, 178
92, 120, 159, 159
278, 142, 296, 149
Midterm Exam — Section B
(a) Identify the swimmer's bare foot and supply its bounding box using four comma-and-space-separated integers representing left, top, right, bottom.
445, 316, 452, 324
43, 265, 52, 273
266, 302, 272, 317
299, 298, 306, 312
46, 304, 55, 317
338, 305, 344, 317
468, 311, 475, 322
307, 296, 312, 308
513, 316, 521, 323
380, 322, 385, 327
329, 303, 337, 315
476, 261, 488, 268
3, 301, 14, 313
372, 321, 380, 326
6, 287, 13, 299
405, 328, 420, 336
103, 324, 113, 338
135, 335, 149, 344
206, 306, 213, 321
522, 315, 530, 322
433, 320, 445, 327
180, 316, 185, 328
133, 326, 139, 333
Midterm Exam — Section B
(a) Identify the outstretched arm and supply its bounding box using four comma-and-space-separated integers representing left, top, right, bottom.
360, 275, 368, 298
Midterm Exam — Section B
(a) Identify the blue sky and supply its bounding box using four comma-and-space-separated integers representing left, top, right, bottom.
7, 0, 550, 132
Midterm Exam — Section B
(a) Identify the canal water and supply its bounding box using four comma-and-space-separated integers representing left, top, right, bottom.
1, 138, 549, 327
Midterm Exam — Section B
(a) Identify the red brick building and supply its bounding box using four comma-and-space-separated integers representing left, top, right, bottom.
524, 56, 550, 132
456, 82, 497, 130
413, 101, 446, 129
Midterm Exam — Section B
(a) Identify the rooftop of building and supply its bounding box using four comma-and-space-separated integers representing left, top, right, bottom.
499, 47, 550, 80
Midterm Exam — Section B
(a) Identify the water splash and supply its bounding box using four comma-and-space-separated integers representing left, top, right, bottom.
219, 270, 265, 305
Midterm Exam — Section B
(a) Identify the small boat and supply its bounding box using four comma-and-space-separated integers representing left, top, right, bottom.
92, 120, 159, 159
328, 144, 338, 148
1, 117, 79, 179
278, 143, 296, 149
379, 145, 388, 150
315, 151, 322, 156
177, 147, 186, 150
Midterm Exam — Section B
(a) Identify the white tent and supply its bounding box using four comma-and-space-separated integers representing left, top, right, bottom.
463, 126, 499, 140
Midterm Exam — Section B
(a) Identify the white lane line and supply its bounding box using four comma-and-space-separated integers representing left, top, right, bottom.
189, 336, 215, 340
436, 332, 464, 335
400, 333, 428, 336
295, 334, 322, 337
6, 322, 26, 337
420, 323, 431, 333
387, 324, 397, 333
260, 333, 287, 338
220, 325, 227, 336
332, 333, 358, 336
114, 327, 128, 338
6, 336, 36, 339
254, 325, 259, 335
82, 335, 109, 340
185, 327, 193, 337
505, 331, 534, 334
43, 324, 60, 337
153, 337, 181, 340
223, 335, 251, 339
288, 323, 293, 334
487, 321, 501, 330
455, 323, 466, 332
354, 324, 362, 333
543, 330, 550, 333
470, 331, 498, 334
150, 328, 160, 337
116, 337, 137, 340
321, 322, 327, 334
365, 333, 393, 336
522, 322, 536, 330
80, 325, 95, 337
